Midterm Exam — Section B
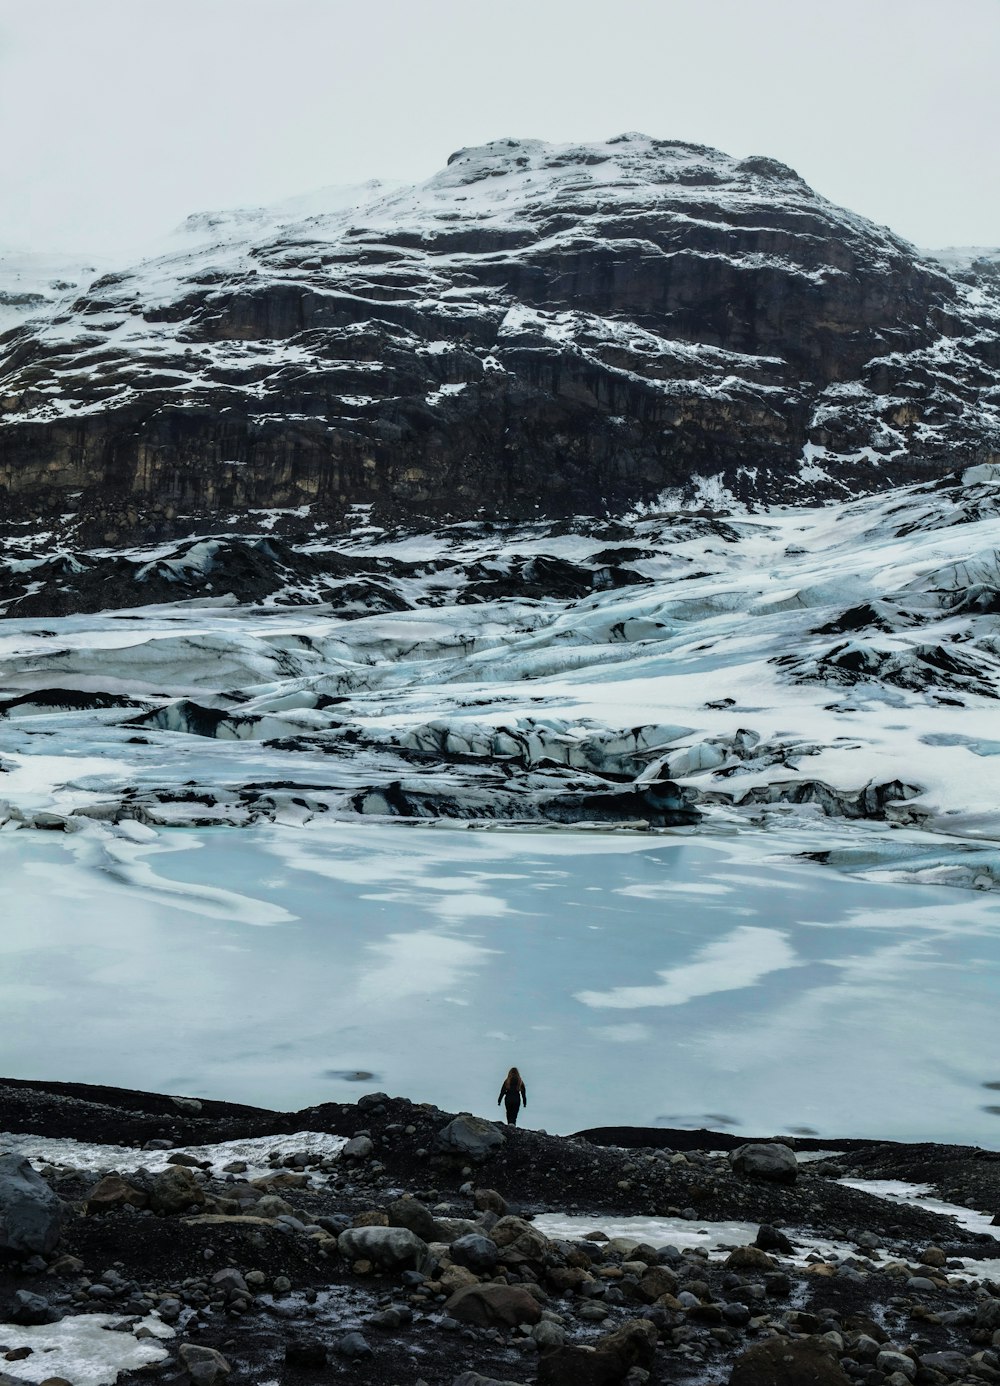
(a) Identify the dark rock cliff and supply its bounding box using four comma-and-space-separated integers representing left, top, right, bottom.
1, 135, 998, 541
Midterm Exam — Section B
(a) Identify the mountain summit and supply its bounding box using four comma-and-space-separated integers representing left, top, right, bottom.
1, 135, 998, 541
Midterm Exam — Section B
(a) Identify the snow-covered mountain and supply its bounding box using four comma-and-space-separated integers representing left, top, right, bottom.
1, 135, 999, 542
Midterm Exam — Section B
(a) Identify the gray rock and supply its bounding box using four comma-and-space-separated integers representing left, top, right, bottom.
918, 1352, 971, 1380
343, 1135, 374, 1160
0, 1154, 63, 1254
906, 1275, 938, 1291
444, 1283, 542, 1328
148, 1165, 205, 1214
177, 1344, 231, 1384
437, 1115, 505, 1160
335, 1331, 372, 1359
975, 1298, 1000, 1334
254, 1194, 296, 1219
755, 1223, 794, 1254
729, 1143, 799, 1184
875, 1350, 916, 1381
387, 1195, 438, 1241
211, 1267, 249, 1297
337, 1225, 429, 1271
450, 1233, 499, 1274
12, 1288, 58, 1324
473, 1188, 509, 1216
532, 1320, 566, 1348
170, 1096, 203, 1112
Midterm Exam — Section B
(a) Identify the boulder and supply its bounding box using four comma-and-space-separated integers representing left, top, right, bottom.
725, 1245, 776, 1271
337, 1225, 429, 1271
85, 1174, 148, 1213
334, 1332, 372, 1359
253, 1194, 296, 1219
0, 1154, 63, 1254
12, 1289, 59, 1324
729, 1336, 851, 1385
437, 1115, 505, 1160
489, 1215, 550, 1263
755, 1223, 794, 1254
537, 1318, 657, 1386
177, 1345, 231, 1385
637, 1264, 678, 1300
342, 1135, 374, 1159
875, 1350, 916, 1381
450, 1233, 499, 1274
729, 1143, 798, 1184
444, 1282, 542, 1328
149, 1165, 206, 1214
473, 1188, 509, 1216
211, 1267, 249, 1298
387, 1195, 439, 1241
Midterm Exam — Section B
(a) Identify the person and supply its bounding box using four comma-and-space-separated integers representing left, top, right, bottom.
497, 1066, 527, 1126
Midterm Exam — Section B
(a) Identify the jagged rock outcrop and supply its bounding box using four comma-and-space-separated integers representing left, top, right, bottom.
1, 135, 998, 541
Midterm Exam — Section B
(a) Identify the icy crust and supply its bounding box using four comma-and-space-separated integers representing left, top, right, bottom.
0, 136, 998, 518
0, 1130, 347, 1180
0, 1314, 171, 1385
0, 470, 999, 882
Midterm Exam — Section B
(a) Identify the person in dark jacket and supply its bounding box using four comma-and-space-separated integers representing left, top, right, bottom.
498, 1066, 527, 1125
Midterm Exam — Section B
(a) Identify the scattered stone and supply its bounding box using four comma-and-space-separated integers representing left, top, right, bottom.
343, 1136, 375, 1160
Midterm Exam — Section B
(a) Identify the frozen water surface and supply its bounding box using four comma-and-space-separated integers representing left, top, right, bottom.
3, 821, 999, 1143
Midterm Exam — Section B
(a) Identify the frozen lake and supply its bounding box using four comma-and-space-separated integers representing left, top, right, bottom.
4, 820, 1000, 1144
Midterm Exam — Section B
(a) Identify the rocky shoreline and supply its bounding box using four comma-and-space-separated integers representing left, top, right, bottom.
3, 1078, 1000, 1386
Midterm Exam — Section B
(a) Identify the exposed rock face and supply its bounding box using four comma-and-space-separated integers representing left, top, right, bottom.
2, 135, 998, 540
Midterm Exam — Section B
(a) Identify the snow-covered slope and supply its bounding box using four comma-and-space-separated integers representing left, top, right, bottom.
1, 463, 999, 889
2, 135, 999, 540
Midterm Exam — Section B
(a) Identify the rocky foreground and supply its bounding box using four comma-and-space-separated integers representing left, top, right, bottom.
3, 1080, 1000, 1386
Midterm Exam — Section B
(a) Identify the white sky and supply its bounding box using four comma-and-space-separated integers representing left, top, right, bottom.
0, 0, 997, 258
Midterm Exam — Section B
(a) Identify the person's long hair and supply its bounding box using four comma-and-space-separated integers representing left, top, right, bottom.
504, 1066, 522, 1091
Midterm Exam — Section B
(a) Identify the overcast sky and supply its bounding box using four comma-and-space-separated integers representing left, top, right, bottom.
1, 0, 997, 258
